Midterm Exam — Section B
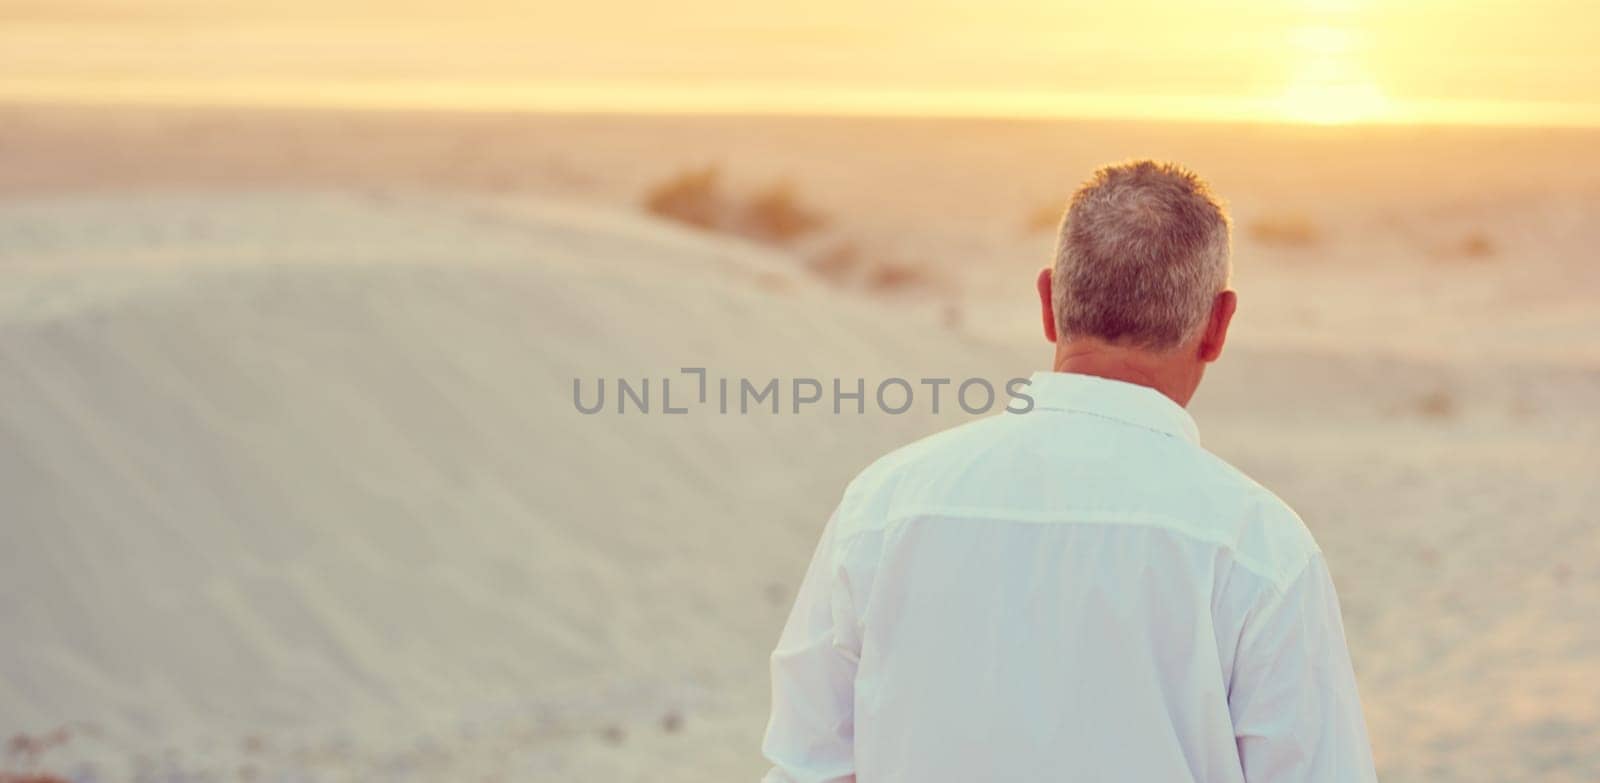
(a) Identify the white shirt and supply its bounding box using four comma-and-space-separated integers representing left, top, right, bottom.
762, 371, 1376, 783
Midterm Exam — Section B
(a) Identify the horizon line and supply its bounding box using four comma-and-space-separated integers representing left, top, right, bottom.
4, 78, 1600, 131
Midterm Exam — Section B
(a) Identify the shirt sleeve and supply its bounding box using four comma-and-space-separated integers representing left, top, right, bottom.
1229, 554, 1378, 783
760, 510, 861, 783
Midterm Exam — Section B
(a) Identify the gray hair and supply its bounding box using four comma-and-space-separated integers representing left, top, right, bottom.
1051, 160, 1231, 349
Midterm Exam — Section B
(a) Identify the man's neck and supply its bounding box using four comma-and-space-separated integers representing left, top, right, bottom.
1052, 340, 1195, 407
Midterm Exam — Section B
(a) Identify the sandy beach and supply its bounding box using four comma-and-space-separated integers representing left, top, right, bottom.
1, 104, 1597, 782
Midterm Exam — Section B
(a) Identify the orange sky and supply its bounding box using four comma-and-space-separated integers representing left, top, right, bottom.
3, 0, 1598, 125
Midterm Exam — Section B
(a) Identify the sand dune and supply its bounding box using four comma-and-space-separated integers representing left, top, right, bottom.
0, 190, 1024, 780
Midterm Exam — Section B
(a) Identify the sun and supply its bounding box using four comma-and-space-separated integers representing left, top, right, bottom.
1275, 80, 1391, 124
1273, 24, 1392, 124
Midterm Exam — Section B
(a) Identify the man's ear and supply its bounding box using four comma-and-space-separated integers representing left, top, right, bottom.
1198, 289, 1237, 362
1036, 267, 1058, 343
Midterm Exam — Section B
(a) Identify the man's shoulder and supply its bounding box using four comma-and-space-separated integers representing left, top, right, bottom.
1184, 448, 1322, 589
831, 414, 1018, 532
829, 413, 1321, 590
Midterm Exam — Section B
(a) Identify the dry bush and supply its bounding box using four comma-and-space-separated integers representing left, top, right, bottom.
738, 181, 827, 244
940, 302, 964, 330
1413, 389, 1457, 418
807, 242, 862, 284
806, 242, 936, 293
4, 729, 71, 770
643, 167, 828, 245
1435, 231, 1497, 262
661, 710, 686, 733
642, 165, 726, 230
1023, 202, 1064, 234
1248, 214, 1322, 247
866, 261, 931, 292
1459, 233, 1495, 257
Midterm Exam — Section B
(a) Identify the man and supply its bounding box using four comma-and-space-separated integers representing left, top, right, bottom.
761, 161, 1376, 782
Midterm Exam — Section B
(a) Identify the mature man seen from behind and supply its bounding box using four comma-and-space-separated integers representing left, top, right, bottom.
760, 160, 1377, 782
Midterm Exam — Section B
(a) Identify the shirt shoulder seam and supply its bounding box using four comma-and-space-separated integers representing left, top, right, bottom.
850, 504, 1313, 590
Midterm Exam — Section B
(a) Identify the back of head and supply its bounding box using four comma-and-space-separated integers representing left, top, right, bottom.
1052, 160, 1231, 350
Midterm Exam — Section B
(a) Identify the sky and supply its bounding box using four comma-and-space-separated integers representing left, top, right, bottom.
2, 0, 1598, 126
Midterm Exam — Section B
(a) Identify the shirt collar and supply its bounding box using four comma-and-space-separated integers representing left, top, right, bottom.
1026, 371, 1201, 445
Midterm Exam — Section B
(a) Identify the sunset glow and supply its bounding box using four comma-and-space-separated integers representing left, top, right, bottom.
1272, 25, 1392, 124
1, 1, 1597, 127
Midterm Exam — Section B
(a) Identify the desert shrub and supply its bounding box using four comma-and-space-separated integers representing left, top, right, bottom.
940, 301, 964, 330
1413, 389, 1456, 418
1248, 213, 1321, 247
806, 242, 935, 293
642, 165, 726, 230
807, 242, 862, 284
1459, 233, 1495, 257
1023, 202, 1064, 234
4, 728, 71, 770
738, 181, 827, 243
866, 261, 930, 292
642, 167, 827, 245
1441, 231, 1496, 261
661, 710, 685, 733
